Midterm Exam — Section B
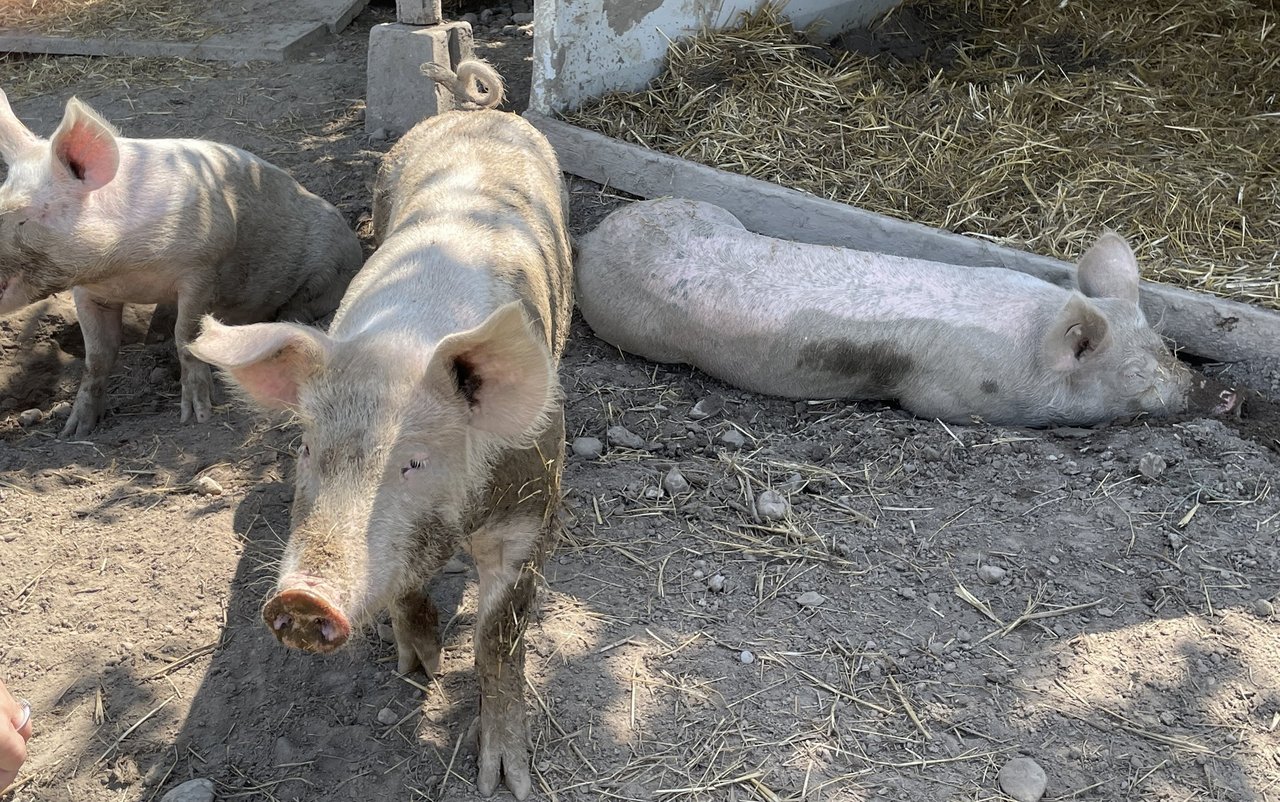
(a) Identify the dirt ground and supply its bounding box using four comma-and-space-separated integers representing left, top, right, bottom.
2, 3, 1280, 802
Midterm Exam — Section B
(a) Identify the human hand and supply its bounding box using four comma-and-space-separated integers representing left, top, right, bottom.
0, 679, 32, 793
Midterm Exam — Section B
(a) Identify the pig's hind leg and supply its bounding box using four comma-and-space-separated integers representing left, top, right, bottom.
390, 585, 442, 675
62, 289, 124, 437
174, 285, 217, 424
471, 517, 547, 800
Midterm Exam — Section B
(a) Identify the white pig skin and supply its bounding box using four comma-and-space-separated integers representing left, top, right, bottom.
576, 198, 1236, 427
0, 88, 362, 436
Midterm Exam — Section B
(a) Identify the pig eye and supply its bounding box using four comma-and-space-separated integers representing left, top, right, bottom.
402, 457, 426, 479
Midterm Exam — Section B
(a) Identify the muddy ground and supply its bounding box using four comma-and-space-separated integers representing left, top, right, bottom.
2, 3, 1280, 802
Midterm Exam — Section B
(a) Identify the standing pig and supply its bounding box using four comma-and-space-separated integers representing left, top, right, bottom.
189, 61, 572, 799
576, 198, 1238, 427
0, 88, 362, 436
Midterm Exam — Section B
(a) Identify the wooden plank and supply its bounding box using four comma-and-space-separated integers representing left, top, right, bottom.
526, 112, 1280, 365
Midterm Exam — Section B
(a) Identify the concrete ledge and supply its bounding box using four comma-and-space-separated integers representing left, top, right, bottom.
320, 0, 372, 33
365, 21, 473, 135
0, 22, 330, 62
527, 113, 1280, 365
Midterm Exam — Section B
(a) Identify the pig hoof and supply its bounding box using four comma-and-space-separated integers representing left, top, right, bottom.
477, 737, 532, 799
262, 589, 351, 653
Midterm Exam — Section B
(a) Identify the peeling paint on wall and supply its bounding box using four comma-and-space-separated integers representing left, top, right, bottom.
603, 0, 664, 35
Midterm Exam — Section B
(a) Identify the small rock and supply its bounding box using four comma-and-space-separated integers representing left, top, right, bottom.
977, 564, 1007, 585
192, 476, 223, 496
376, 707, 399, 725
998, 756, 1047, 802
717, 429, 745, 450
1139, 452, 1167, 480
511, 12, 534, 23
442, 555, 468, 574
796, 591, 825, 608
688, 395, 724, 420
377, 622, 395, 643
1252, 598, 1275, 617
17, 408, 42, 427
479, 8, 495, 23
50, 401, 72, 419
460, 12, 478, 25
607, 425, 645, 450
706, 574, 726, 593
739, 650, 755, 664
571, 436, 603, 459
755, 489, 789, 521
692, 568, 704, 580
159, 778, 215, 802
149, 366, 170, 385
662, 467, 690, 496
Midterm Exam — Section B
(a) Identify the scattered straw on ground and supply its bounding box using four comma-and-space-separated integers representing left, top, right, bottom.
0, 0, 215, 42
0, 54, 220, 101
565, 0, 1280, 309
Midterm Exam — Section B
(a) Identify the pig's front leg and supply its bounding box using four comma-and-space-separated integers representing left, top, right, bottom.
174, 287, 216, 424
472, 519, 544, 800
62, 289, 124, 438
390, 585, 442, 676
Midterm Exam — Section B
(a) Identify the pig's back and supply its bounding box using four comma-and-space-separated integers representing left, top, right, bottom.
577, 198, 1058, 398
361, 111, 573, 356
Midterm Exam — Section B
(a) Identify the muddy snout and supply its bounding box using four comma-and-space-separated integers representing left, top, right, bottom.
1187, 375, 1243, 418
262, 586, 352, 654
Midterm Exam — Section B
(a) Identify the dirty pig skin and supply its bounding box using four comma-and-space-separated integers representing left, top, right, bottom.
0, 88, 362, 436
190, 60, 572, 800
576, 198, 1239, 427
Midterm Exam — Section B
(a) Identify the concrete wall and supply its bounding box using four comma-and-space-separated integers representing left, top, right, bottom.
530, 0, 898, 114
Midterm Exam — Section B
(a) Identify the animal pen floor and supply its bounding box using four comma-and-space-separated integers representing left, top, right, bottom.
2, 3, 1280, 802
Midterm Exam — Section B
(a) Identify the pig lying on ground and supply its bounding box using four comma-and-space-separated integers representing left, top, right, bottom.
577, 198, 1239, 427
190, 61, 572, 799
0, 89, 362, 436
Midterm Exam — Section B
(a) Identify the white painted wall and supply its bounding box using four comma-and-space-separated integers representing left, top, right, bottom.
530, 0, 898, 114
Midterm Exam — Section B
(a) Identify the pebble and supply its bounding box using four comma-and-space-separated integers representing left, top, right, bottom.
572, 436, 604, 459
739, 650, 755, 664
159, 778, 215, 802
662, 467, 690, 496
442, 555, 468, 573
192, 476, 223, 496
1138, 452, 1167, 479
977, 564, 1007, 585
607, 425, 645, 450
717, 429, 745, 450
149, 366, 170, 385
50, 401, 72, 418
688, 395, 724, 420
1252, 598, 1275, 617
376, 707, 399, 725
17, 408, 42, 427
998, 757, 1047, 802
706, 574, 726, 593
796, 591, 825, 608
511, 12, 534, 23
755, 489, 789, 521
377, 622, 395, 643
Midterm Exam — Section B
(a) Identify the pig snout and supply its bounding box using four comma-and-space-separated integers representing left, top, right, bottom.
1186, 375, 1243, 418
262, 581, 352, 654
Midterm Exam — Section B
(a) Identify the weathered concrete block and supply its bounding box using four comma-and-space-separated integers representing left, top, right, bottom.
365, 21, 473, 135
396, 0, 442, 25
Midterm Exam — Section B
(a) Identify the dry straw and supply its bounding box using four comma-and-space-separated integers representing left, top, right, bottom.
565, 0, 1280, 309
0, 0, 214, 41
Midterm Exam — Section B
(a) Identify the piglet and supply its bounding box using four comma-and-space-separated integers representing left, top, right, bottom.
0, 89, 362, 436
190, 61, 572, 799
576, 198, 1238, 427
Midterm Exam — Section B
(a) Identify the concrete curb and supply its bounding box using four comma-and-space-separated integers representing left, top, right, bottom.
526, 112, 1280, 365
0, 21, 330, 63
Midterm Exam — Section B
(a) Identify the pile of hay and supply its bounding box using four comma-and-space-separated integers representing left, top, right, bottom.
566, 0, 1280, 309
0, 0, 213, 41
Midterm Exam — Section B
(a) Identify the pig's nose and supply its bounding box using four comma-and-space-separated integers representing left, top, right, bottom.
262, 588, 351, 653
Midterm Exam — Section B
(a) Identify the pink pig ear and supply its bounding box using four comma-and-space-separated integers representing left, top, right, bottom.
49, 96, 120, 191
188, 316, 333, 411
1042, 294, 1112, 372
1076, 231, 1140, 305
427, 301, 556, 441
0, 88, 39, 162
